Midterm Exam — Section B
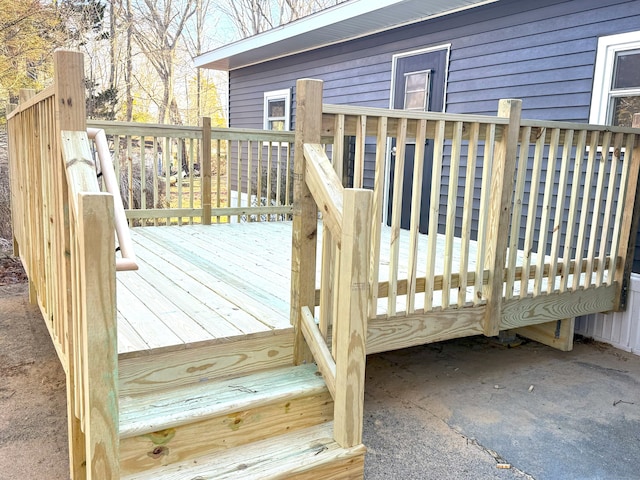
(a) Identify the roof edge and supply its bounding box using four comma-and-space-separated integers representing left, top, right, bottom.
195, 0, 498, 71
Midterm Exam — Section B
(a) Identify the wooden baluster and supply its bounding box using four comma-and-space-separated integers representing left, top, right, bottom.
475, 123, 495, 304
369, 116, 387, 317
407, 119, 427, 314
388, 117, 407, 316
459, 122, 480, 307
443, 121, 463, 309
560, 130, 587, 292
506, 126, 530, 299
425, 120, 446, 311
200, 117, 212, 225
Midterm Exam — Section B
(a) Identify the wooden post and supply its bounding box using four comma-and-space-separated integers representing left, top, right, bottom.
53, 50, 89, 479
515, 318, 575, 351
614, 113, 640, 310
334, 188, 372, 448
290, 79, 322, 365
483, 99, 522, 336
200, 117, 212, 225
6, 102, 18, 256
77, 192, 119, 479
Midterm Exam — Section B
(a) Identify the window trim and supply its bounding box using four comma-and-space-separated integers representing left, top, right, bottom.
263, 88, 291, 131
590, 31, 640, 126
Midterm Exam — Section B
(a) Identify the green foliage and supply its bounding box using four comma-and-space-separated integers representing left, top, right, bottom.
0, 0, 64, 107
86, 80, 118, 120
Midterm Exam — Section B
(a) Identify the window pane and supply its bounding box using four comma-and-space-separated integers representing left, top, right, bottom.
613, 50, 640, 89
269, 120, 285, 131
405, 91, 426, 110
404, 70, 431, 111
406, 72, 428, 91
268, 99, 285, 117
611, 95, 640, 127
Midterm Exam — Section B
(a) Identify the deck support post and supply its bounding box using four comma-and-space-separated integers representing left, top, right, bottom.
483, 99, 522, 337
291, 79, 322, 364
200, 117, 212, 225
515, 318, 575, 351
613, 113, 640, 311
334, 188, 372, 448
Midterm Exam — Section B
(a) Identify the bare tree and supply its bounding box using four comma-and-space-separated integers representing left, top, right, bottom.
218, 0, 344, 39
131, 0, 196, 123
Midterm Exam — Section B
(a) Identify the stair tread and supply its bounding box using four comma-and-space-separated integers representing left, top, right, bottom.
120, 363, 326, 439
120, 422, 365, 480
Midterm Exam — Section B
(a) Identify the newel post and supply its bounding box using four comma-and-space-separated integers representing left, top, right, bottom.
290, 79, 322, 364
483, 99, 522, 337
200, 117, 212, 225
613, 113, 640, 310
334, 188, 372, 448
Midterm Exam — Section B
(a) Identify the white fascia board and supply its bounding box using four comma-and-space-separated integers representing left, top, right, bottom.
195, 0, 498, 71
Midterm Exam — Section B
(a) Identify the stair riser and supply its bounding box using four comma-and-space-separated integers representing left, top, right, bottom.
119, 333, 294, 396
280, 453, 365, 480
120, 391, 333, 476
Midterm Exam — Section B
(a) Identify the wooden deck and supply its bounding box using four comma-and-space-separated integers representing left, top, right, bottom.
117, 221, 549, 358
117, 222, 294, 358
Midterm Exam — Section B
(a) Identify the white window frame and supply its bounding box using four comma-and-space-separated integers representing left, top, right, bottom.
263, 88, 291, 131
590, 31, 640, 126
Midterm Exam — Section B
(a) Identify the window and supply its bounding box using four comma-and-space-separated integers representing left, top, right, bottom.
404, 70, 432, 111
590, 31, 640, 127
263, 89, 291, 131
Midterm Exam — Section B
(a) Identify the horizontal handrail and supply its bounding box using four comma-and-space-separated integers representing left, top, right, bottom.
5, 85, 55, 121
87, 119, 297, 142
88, 128, 138, 271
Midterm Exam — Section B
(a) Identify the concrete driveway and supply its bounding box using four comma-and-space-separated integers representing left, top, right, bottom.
2, 281, 640, 479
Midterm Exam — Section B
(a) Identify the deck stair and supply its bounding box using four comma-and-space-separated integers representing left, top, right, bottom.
118, 362, 365, 478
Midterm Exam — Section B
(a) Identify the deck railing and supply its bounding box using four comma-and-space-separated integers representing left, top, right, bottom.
86, 119, 295, 225
7, 51, 118, 478
292, 79, 640, 448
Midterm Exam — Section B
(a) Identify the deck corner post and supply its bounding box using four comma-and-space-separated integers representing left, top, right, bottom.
53, 50, 92, 478
483, 98, 522, 337
613, 113, 640, 311
200, 116, 212, 225
334, 188, 372, 448
291, 78, 323, 365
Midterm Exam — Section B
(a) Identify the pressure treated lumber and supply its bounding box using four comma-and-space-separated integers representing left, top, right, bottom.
333, 188, 372, 448
118, 331, 294, 396
614, 113, 640, 310
483, 99, 522, 336
120, 422, 365, 480
291, 78, 322, 365
515, 318, 575, 352
119, 364, 333, 476
500, 284, 616, 330
77, 193, 119, 479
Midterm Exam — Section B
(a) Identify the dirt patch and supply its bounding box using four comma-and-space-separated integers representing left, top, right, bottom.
0, 253, 27, 285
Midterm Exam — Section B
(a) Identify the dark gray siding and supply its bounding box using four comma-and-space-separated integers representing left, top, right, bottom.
227, 0, 640, 270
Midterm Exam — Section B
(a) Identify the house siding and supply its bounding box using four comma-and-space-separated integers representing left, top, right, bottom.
228, 0, 640, 270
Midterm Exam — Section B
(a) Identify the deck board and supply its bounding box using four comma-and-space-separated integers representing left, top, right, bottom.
118, 223, 295, 357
